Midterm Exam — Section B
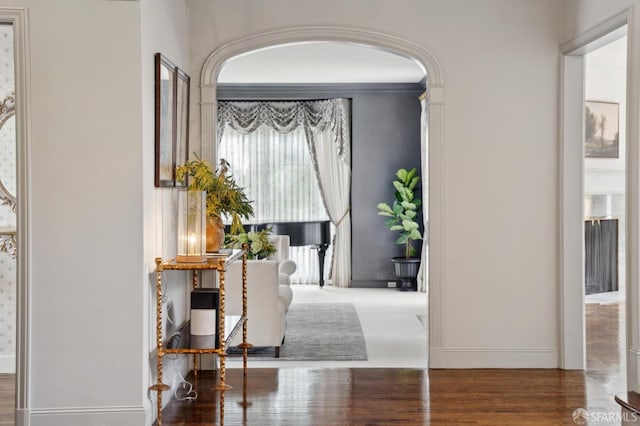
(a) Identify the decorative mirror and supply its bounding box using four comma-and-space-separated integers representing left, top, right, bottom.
0, 92, 16, 258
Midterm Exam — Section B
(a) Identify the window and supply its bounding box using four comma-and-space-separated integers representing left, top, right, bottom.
219, 125, 330, 284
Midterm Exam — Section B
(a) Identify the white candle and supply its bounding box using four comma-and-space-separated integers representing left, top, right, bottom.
188, 233, 197, 255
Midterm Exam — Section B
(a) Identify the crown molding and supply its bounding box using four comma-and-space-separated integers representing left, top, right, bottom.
217, 82, 424, 100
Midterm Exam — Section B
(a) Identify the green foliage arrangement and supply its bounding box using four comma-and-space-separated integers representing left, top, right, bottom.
377, 167, 423, 259
176, 157, 254, 234
224, 228, 277, 260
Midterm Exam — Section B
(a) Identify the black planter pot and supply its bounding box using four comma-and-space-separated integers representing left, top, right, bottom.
391, 257, 421, 291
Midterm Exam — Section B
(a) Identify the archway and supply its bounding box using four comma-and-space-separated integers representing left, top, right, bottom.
198, 26, 447, 367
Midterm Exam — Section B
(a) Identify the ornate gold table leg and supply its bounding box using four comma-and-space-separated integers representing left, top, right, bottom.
219, 388, 226, 426
215, 268, 232, 391
235, 244, 252, 376
192, 270, 199, 382
149, 258, 170, 425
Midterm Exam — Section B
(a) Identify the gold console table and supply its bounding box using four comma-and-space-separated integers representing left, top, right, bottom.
150, 246, 251, 426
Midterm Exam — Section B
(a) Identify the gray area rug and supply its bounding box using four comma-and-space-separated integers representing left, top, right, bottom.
229, 302, 367, 361
280, 302, 368, 361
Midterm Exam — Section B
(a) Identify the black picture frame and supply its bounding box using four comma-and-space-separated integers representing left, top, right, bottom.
155, 53, 177, 187
175, 68, 190, 188
585, 100, 620, 159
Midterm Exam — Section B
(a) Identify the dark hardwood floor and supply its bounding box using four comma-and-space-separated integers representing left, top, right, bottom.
0, 301, 626, 425
156, 301, 627, 425
0, 374, 12, 426
159, 368, 592, 425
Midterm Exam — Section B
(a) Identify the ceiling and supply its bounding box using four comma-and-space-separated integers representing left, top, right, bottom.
217, 42, 426, 84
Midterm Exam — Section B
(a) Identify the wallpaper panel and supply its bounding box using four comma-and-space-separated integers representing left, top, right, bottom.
0, 23, 15, 358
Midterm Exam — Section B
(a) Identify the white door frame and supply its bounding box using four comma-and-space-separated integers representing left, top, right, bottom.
0, 6, 30, 426
198, 26, 448, 367
559, 8, 634, 380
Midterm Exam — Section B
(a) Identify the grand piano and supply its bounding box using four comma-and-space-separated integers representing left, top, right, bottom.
246, 220, 331, 288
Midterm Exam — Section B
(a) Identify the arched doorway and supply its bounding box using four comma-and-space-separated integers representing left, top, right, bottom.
197, 26, 447, 367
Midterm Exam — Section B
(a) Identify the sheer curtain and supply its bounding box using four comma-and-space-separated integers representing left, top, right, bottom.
219, 125, 329, 284
217, 99, 351, 287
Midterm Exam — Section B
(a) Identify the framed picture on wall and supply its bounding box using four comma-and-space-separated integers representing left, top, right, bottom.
174, 68, 190, 188
154, 53, 191, 187
585, 100, 619, 159
155, 53, 177, 187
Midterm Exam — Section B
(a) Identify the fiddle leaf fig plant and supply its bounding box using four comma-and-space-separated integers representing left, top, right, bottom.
377, 167, 422, 259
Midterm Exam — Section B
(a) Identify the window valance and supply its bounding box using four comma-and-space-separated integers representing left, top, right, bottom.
217, 99, 350, 166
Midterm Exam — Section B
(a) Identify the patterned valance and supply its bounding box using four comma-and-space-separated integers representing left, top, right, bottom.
217, 99, 351, 165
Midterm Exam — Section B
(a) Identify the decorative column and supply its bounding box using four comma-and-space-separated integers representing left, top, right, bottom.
200, 84, 217, 165
427, 85, 445, 368
199, 84, 217, 290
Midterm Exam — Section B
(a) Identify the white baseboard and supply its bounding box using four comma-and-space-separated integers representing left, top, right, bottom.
15, 408, 29, 426
0, 355, 15, 373
28, 405, 146, 426
430, 346, 559, 368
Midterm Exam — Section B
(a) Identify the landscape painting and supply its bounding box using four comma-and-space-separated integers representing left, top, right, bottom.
585, 100, 619, 159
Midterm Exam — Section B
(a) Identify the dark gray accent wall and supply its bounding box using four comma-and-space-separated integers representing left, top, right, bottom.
351, 92, 422, 286
218, 83, 424, 287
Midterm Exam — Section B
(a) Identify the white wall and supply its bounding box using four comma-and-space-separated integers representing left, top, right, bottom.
562, 0, 633, 43
2, 1, 192, 423
189, 0, 563, 367
0, 1, 149, 425
22, 2, 145, 424
584, 36, 627, 196
141, 0, 190, 423
26, 3, 145, 424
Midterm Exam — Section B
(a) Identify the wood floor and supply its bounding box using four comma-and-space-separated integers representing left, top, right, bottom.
0, 302, 626, 425
0, 375, 12, 426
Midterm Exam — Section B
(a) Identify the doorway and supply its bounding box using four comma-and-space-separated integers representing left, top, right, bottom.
582, 34, 627, 390
215, 41, 428, 367
560, 14, 629, 373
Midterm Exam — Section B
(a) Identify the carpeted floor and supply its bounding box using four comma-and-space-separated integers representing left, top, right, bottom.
281, 302, 367, 360
229, 302, 368, 361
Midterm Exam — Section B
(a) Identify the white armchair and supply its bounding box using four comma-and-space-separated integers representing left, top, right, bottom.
269, 234, 296, 303
225, 234, 296, 357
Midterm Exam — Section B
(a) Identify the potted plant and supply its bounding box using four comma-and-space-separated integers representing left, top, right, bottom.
377, 167, 422, 291
176, 156, 254, 252
224, 227, 277, 260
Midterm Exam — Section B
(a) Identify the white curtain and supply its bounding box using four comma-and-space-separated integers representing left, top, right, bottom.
308, 127, 351, 287
218, 126, 329, 284
417, 95, 428, 293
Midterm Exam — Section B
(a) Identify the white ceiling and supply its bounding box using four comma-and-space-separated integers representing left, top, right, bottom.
217, 42, 426, 84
